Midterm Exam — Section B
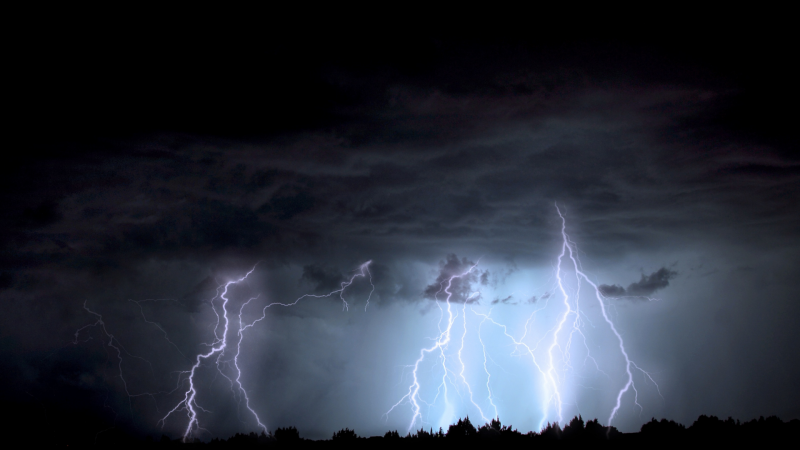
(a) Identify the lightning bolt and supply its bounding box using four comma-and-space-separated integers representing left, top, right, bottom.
240, 261, 374, 332
70, 203, 662, 437
553, 204, 661, 427
73, 301, 157, 425
158, 260, 374, 441
159, 265, 260, 441
384, 262, 479, 433
471, 307, 551, 429
475, 311, 498, 420
128, 299, 190, 362
386, 205, 660, 432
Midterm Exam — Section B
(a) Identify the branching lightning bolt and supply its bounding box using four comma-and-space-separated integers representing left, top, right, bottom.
386, 205, 661, 432
129, 299, 190, 362
159, 265, 260, 441
157, 261, 374, 441
73, 301, 157, 422
384, 262, 479, 433
553, 204, 660, 426
70, 202, 664, 437
73, 260, 373, 442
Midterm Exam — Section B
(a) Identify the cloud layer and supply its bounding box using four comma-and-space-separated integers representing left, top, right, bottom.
599, 268, 678, 298
1, 30, 799, 441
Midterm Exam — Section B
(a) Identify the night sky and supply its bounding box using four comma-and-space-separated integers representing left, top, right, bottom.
3, 11, 798, 442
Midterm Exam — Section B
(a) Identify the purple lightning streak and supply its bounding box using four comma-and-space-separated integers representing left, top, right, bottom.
384, 262, 479, 433
554, 204, 659, 427
166, 260, 374, 441
232, 295, 266, 432
71, 260, 373, 440
239, 261, 374, 334
74, 301, 156, 420
219, 261, 374, 435
340, 261, 374, 311
159, 265, 260, 442
129, 299, 190, 362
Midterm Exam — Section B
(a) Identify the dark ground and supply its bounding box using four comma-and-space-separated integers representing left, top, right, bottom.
5, 401, 798, 448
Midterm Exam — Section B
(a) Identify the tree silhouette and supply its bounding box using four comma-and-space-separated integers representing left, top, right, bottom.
446, 416, 477, 440
43, 412, 800, 447
540, 421, 562, 440
274, 426, 300, 443
562, 415, 585, 439
584, 418, 609, 440
641, 417, 685, 439
384, 430, 401, 440
332, 427, 358, 441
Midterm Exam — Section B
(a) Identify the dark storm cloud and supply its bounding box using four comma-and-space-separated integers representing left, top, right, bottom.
300, 264, 346, 294
259, 186, 318, 221
3, 65, 799, 274
423, 255, 482, 303
0, 272, 13, 290
597, 284, 626, 297
598, 268, 678, 299
627, 268, 678, 296
2, 23, 799, 441
21, 200, 63, 228
182, 276, 222, 313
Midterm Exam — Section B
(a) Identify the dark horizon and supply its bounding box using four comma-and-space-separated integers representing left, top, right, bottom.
6, 402, 800, 446
2, 7, 798, 444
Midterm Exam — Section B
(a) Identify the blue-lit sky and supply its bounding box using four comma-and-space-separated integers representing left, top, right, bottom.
2, 15, 798, 441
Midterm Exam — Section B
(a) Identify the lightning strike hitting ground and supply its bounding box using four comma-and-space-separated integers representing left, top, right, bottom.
76, 261, 374, 442
386, 205, 661, 432
553, 205, 662, 426
159, 265, 261, 441
71, 204, 660, 438
159, 261, 374, 441
475, 312, 498, 420
384, 262, 481, 433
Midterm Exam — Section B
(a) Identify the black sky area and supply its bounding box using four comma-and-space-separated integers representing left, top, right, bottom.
2, 8, 798, 443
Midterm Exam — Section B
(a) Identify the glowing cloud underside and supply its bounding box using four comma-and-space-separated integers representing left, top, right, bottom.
384, 205, 661, 431
73, 205, 662, 439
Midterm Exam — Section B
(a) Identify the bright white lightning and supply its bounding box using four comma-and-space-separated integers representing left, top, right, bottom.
240, 261, 374, 332
387, 205, 661, 432
128, 299, 190, 362
73, 301, 151, 418
554, 204, 660, 426
470, 309, 550, 429
547, 235, 571, 425
384, 262, 479, 433
233, 295, 267, 432
475, 311, 498, 420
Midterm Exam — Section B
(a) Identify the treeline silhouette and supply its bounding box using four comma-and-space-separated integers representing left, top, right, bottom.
149, 414, 798, 448
6, 400, 797, 449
